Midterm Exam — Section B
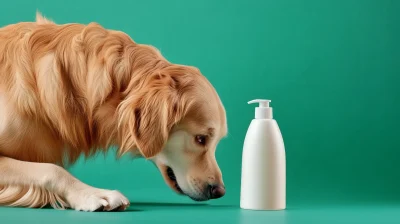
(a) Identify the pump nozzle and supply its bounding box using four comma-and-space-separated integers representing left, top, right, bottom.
248, 99, 271, 107
248, 99, 273, 119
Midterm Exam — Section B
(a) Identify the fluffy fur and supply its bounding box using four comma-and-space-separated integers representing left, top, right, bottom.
0, 12, 227, 211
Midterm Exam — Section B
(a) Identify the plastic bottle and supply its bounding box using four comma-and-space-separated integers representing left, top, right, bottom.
240, 99, 286, 210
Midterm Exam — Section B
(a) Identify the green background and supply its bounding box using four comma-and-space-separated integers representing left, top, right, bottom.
1, 0, 399, 223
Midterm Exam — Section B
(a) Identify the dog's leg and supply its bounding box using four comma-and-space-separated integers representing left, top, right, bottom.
0, 156, 130, 211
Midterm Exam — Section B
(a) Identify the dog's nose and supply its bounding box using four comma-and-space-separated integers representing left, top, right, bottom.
209, 185, 226, 199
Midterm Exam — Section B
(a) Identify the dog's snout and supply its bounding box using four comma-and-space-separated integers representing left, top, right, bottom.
208, 184, 225, 199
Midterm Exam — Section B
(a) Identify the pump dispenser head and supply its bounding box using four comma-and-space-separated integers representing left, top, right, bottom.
248, 99, 273, 119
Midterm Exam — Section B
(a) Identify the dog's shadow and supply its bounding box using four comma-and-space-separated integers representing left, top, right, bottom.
126, 201, 233, 212
37, 201, 231, 212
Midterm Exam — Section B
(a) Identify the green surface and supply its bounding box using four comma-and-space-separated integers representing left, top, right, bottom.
1, 0, 399, 223
1, 202, 400, 224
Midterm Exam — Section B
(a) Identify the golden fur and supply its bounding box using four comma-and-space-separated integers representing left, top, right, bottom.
0, 12, 227, 211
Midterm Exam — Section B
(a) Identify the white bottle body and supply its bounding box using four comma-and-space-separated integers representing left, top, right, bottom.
240, 118, 286, 210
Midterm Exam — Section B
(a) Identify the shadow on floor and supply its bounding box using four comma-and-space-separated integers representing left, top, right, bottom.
128, 201, 235, 211
12, 201, 233, 212
131, 202, 209, 207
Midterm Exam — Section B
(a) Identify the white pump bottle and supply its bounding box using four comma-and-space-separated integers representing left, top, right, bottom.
240, 99, 286, 210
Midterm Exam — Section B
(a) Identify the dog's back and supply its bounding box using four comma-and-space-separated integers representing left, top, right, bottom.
0, 14, 136, 209
0, 19, 90, 165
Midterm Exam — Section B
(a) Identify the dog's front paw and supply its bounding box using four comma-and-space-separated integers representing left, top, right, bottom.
66, 188, 130, 212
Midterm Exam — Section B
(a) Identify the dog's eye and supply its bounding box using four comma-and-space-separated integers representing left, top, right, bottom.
195, 135, 207, 146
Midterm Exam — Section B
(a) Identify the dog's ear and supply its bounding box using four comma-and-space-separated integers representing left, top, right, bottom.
118, 72, 186, 158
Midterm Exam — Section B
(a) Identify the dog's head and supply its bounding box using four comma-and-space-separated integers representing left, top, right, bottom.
118, 64, 227, 201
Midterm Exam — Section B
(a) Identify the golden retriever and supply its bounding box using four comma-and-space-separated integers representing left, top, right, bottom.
0, 12, 227, 212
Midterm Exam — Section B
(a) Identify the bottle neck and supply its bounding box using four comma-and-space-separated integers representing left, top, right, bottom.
255, 107, 272, 119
